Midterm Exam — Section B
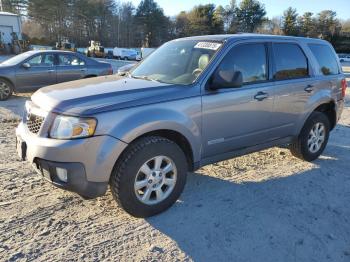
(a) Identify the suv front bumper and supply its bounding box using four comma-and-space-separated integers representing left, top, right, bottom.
16, 122, 128, 198
32, 159, 107, 198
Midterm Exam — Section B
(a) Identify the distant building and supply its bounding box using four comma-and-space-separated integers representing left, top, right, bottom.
0, 11, 22, 44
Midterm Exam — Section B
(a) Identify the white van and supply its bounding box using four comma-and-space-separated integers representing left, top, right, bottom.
338, 54, 350, 62
113, 48, 139, 60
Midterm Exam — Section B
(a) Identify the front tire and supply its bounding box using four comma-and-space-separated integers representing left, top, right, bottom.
0, 79, 13, 101
110, 136, 188, 217
290, 112, 330, 161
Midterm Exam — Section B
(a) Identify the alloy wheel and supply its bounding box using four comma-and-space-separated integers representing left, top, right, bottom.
134, 155, 177, 205
0, 82, 11, 100
307, 122, 326, 153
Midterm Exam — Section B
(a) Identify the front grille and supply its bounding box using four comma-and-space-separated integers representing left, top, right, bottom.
27, 113, 44, 134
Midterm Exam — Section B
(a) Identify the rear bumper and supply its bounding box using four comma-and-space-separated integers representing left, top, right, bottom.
33, 159, 107, 198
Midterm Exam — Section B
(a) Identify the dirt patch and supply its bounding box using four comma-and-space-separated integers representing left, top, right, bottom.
0, 92, 350, 261
0, 93, 30, 122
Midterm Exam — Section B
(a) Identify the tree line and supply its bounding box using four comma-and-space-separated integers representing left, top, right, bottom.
2, 0, 350, 52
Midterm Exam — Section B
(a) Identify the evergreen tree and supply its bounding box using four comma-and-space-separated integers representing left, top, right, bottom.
316, 10, 341, 42
297, 12, 317, 37
135, 0, 171, 47
236, 0, 266, 32
282, 7, 299, 36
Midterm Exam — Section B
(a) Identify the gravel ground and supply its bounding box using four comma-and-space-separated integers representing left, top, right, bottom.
0, 90, 350, 261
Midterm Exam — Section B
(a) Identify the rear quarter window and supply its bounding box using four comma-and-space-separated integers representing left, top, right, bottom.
308, 44, 339, 75
273, 43, 309, 80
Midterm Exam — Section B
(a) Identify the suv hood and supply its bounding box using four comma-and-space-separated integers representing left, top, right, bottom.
32, 75, 197, 116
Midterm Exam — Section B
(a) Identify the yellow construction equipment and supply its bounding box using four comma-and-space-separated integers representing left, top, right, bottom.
55, 38, 76, 52
86, 40, 105, 58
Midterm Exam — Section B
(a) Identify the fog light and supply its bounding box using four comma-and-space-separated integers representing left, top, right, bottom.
56, 167, 68, 182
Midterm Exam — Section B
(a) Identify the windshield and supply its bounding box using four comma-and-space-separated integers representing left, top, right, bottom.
131, 40, 222, 85
1, 52, 36, 66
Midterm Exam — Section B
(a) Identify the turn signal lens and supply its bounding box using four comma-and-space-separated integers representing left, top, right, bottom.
341, 79, 347, 98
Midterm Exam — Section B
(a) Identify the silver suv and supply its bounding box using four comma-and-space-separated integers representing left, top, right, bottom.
16, 34, 347, 217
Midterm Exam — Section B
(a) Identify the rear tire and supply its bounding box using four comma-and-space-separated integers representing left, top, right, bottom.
290, 112, 330, 161
0, 79, 13, 101
110, 136, 188, 217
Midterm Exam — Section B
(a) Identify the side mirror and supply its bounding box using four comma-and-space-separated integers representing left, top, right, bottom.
22, 63, 31, 69
210, 69, 243, 90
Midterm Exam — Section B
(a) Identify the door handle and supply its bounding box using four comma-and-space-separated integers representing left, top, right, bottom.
254, 91, 269, 101
80, 68, 87, 72
304, 84, 314, 93
47, 69, 55, 73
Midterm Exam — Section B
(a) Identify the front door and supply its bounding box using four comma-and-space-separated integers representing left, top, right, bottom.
15, 53, 56, 90
201, 42, 277, 158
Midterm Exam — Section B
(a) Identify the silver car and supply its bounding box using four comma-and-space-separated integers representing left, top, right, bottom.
16, 34, 347, 217
0, 50, 113, 100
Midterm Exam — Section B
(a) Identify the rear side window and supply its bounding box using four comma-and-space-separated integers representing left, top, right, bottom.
273, 43, 308, 80
58, 54, 85, 66
217, 43, 267, 84
308, 44, 339, 75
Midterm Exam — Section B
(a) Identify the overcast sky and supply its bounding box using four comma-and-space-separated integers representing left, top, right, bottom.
122, 0, 350, 20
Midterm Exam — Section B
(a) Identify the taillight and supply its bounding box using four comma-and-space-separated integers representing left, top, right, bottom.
341, 78, 347, 98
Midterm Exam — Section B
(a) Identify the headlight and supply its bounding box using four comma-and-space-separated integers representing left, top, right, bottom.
50, 115, 97, 139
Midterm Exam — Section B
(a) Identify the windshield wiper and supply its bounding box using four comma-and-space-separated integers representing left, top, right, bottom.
131, 75, 158, 82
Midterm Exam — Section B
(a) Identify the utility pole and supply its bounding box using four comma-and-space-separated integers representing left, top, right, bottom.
0, 0, 3, 12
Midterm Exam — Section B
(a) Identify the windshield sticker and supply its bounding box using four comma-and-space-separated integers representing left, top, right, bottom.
194, 42, 222, 50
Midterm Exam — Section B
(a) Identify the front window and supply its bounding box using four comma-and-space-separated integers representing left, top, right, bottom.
27, 54, 55, 67
216, 43, 268, 84
131, 40, 222, 85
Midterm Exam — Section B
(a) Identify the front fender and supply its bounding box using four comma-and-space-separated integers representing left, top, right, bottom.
95, 98, 202, 162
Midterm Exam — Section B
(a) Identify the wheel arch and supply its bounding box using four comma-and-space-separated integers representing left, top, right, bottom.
115, 122, 199, 172
135, 129, 195, 171
0, 76, 15, 90
298, 99, 337, 134
313, 101, 336, 130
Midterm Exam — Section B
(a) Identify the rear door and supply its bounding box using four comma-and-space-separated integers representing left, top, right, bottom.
15, 53, 56, 90
201, 41, 278, 158
271, 42, 315, 137
56, 53, 87, 83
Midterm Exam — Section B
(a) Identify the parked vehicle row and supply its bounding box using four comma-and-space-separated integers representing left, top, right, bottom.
0, 50, 113, 100
15, 34, 346, 217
